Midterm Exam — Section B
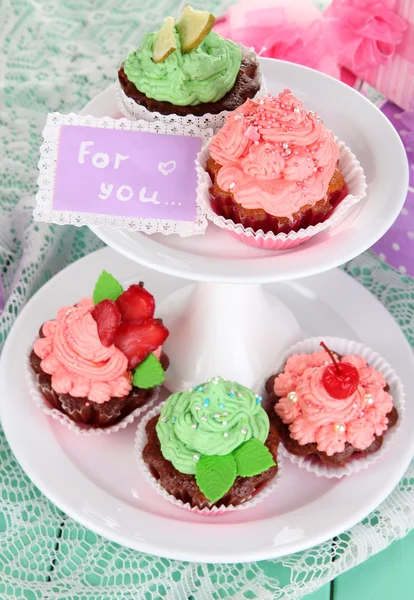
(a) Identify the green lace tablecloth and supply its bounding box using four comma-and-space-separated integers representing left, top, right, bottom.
1, 1, 413, 598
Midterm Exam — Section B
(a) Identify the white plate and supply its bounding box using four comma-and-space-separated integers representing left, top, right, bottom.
1, 247, 413, 563
89, 58, 408, 283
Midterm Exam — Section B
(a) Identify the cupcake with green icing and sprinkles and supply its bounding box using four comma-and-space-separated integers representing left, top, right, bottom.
117, 6, 263, 130
135, 376, 280, 512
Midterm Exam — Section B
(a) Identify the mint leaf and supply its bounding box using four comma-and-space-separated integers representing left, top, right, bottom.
233, 438, 275, 477
195, 454, 237, 504
93, 270, 123, 305
132, 354, 165, 389
196, 454, 237, 504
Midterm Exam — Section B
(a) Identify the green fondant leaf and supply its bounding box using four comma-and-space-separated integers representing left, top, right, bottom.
233, 438, 275, 477
132, 354, 165, 389
195, 454, 237, 504
93, 270, 123, 305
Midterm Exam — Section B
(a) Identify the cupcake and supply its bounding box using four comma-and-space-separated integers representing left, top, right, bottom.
265, 338, 401, 475
29, 270, 169, 429
139, 377, 279, 511
199, 89, 366, 249
117, 6, 262, 129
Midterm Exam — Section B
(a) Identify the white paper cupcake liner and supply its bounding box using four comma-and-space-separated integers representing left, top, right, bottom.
27, 347, 158, 436
116, 44, 266, 133
134, 402, 284, 515
197, 137, 367, 250
268, 337, 405, 478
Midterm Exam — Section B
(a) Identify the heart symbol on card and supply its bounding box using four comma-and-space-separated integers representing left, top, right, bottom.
158, 161, 177, 176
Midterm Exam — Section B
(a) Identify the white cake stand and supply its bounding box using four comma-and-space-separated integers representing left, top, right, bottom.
0, 59, 412, 566
89, 59, 408, 392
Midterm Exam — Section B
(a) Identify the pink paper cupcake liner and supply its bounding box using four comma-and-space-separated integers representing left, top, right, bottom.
268, 337, 405, 478
134, 403, 284, 515
197, 138, 367, 250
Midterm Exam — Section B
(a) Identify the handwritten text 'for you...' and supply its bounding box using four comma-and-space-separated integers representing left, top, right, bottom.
78, 141, 162, 205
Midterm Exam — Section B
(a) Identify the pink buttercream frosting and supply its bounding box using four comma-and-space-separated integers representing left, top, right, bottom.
274, 351, 394, 455
33, 297, 132, 403
209, 89, 339, 220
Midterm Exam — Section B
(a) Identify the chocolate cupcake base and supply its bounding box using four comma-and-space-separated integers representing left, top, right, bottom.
142, 415, 280, 510
30, 349, 169, 428
265, 375, 399, 467
118, 56, 260, 117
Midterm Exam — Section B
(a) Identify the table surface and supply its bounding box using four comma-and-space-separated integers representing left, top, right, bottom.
305, 529, 414, 600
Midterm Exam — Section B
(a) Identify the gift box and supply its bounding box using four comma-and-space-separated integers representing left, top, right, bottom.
326, 0, 414, 111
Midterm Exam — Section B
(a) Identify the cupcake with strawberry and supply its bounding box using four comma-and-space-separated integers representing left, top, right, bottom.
29, 271, 169, 429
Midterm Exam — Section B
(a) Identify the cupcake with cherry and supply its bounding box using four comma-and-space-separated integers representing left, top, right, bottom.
265, 338, 403, 476
199, 89, 366, 249
29, 270, 169, 431
136, 376, 280, 512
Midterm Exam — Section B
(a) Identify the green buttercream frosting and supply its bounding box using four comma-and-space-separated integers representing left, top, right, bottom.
123, 30, 242, 106
156, 377, 269, 475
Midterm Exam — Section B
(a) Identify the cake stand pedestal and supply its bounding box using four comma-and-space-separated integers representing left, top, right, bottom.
159, 282, 301, 391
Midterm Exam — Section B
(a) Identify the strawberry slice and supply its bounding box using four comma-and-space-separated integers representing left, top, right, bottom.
91, 300, 121, 347
116, 283, 155, 322
114, 319, 169, 370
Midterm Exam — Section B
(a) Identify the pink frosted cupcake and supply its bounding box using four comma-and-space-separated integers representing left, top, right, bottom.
30, 270, 169, 428
200, 89, 366, 249
265, 338, 403, 476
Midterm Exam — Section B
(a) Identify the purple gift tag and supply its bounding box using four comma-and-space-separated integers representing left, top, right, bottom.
54, 125, 200, 221
34, 114, 210, 237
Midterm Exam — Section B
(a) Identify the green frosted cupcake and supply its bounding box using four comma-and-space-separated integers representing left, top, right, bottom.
117, 6, 262, 129
136, 376, 280, 512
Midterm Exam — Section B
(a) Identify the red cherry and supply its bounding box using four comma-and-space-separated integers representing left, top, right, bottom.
320, 342, 359, 400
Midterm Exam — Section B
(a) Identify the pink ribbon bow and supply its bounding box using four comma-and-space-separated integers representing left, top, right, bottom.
214, 0, 342, 79
326, 0, 408, 73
